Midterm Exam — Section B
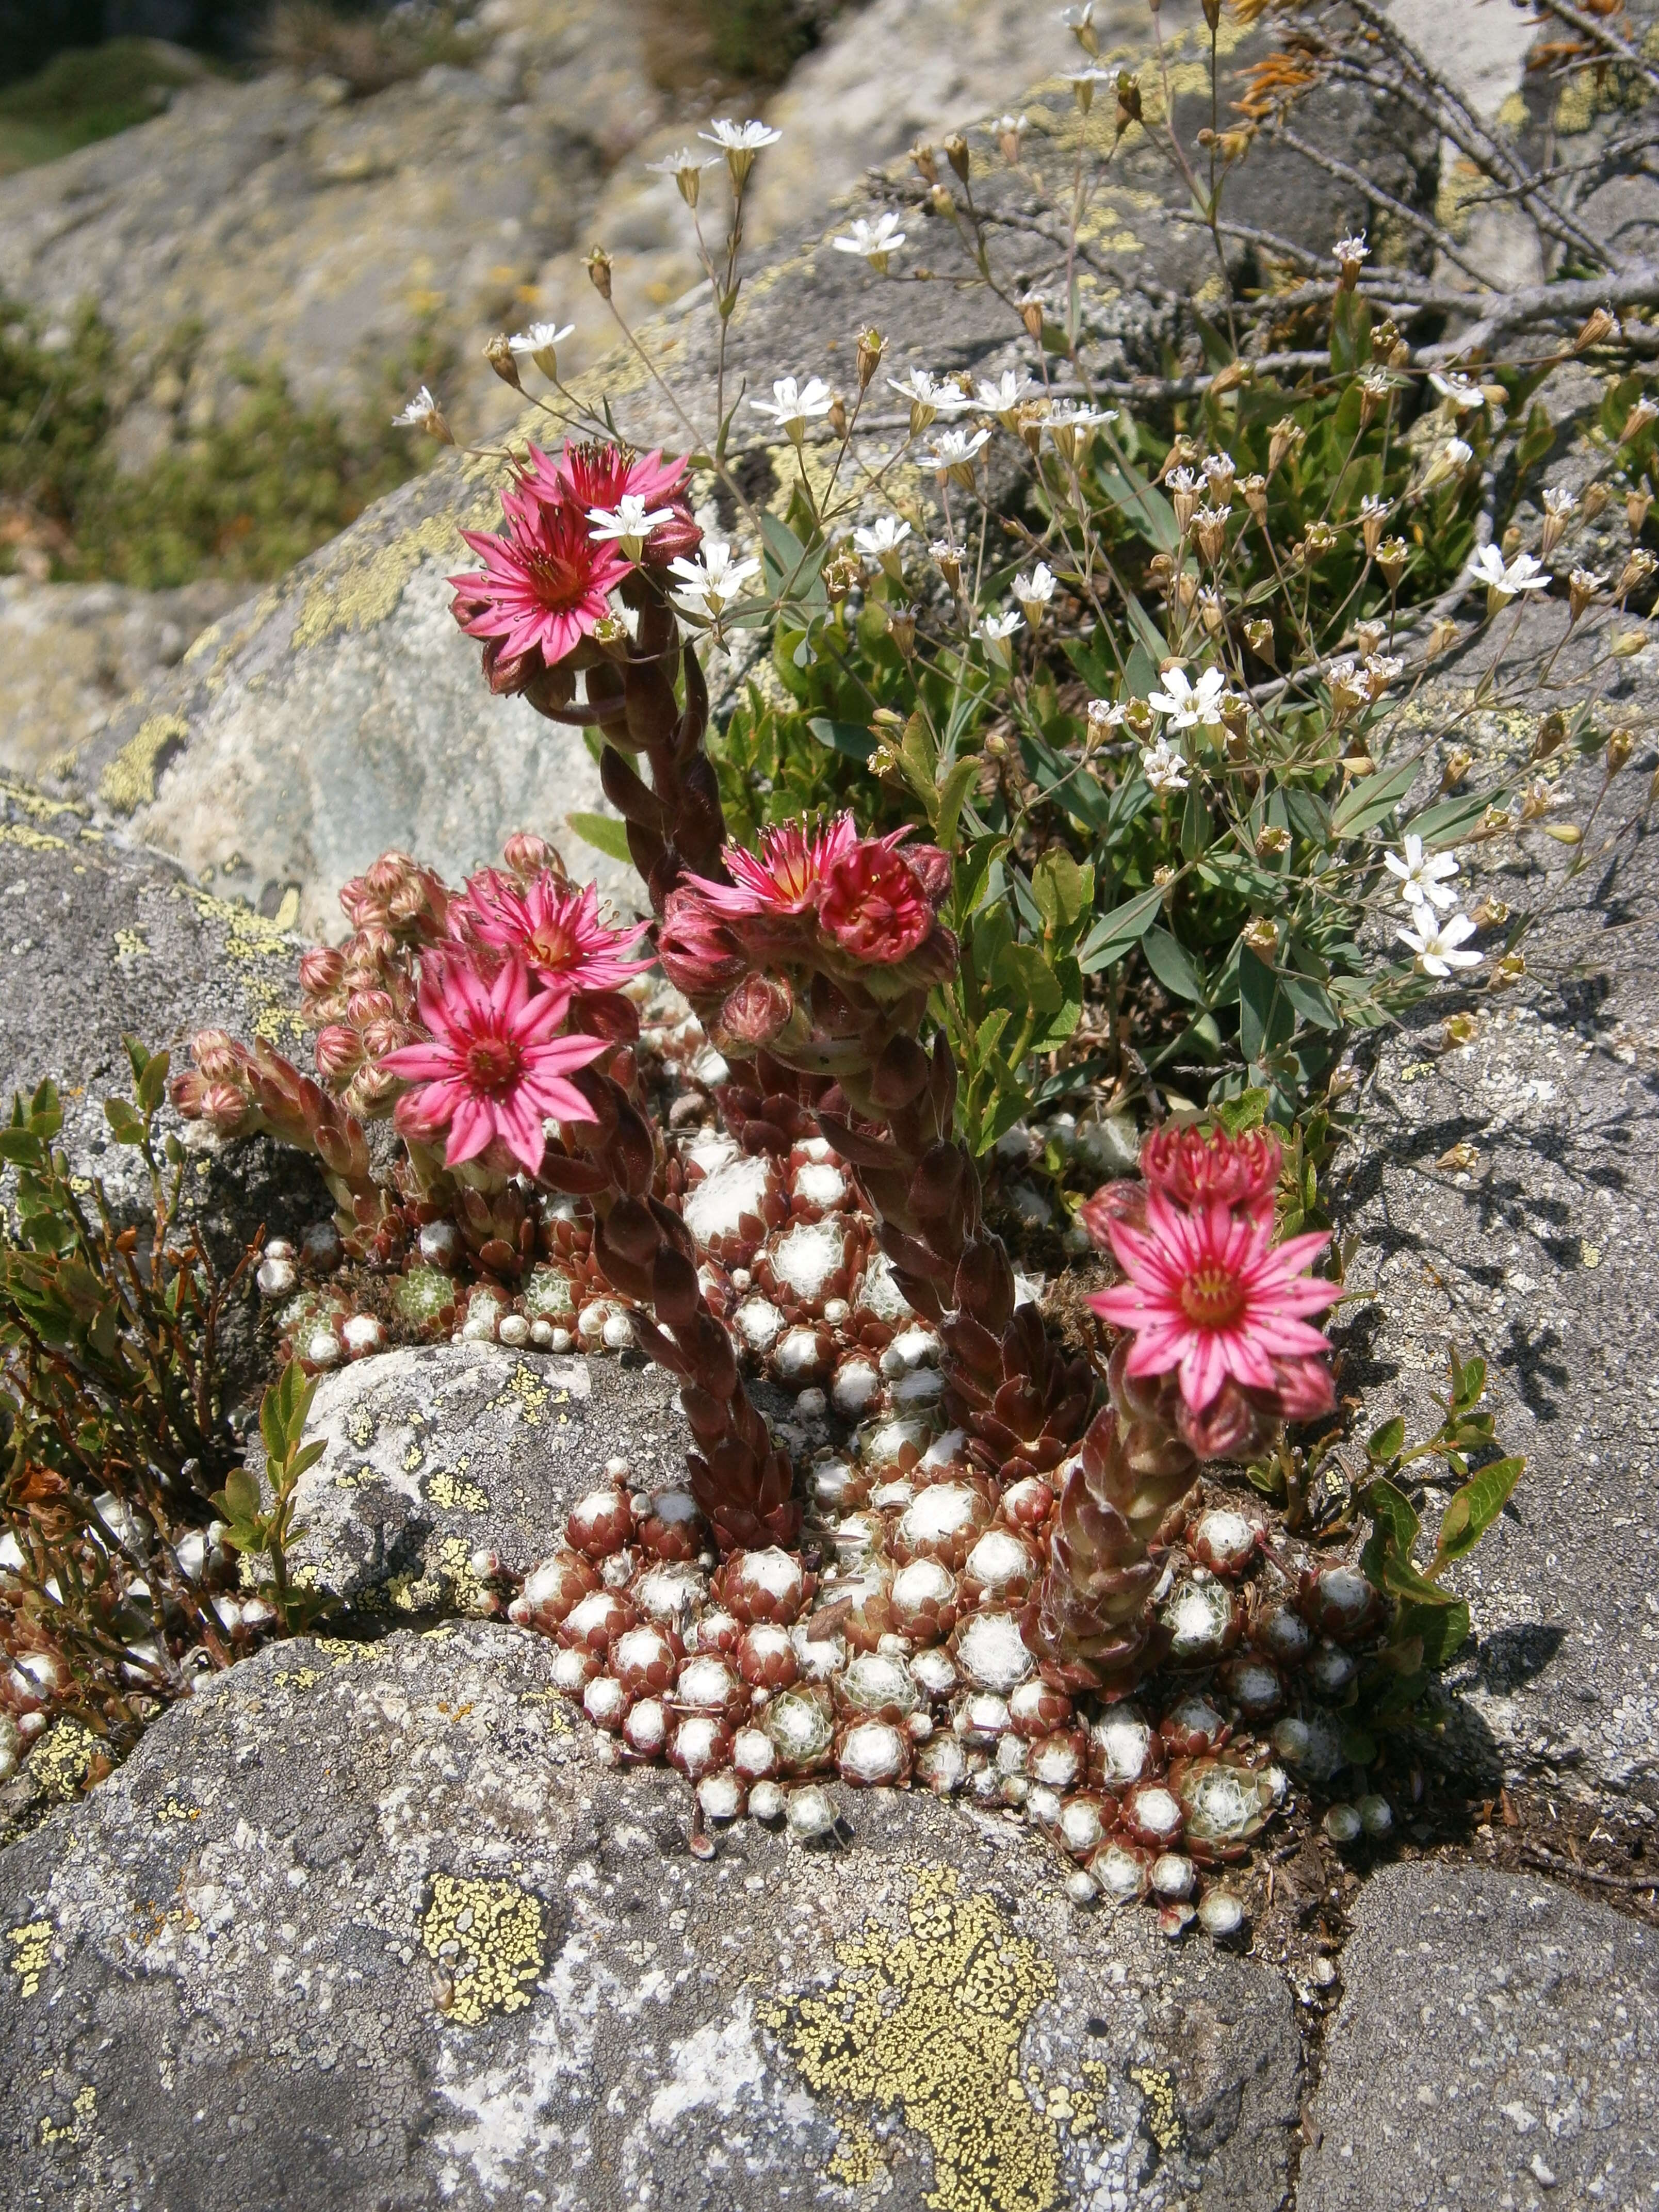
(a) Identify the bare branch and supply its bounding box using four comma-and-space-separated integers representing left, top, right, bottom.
1272, 125, 1489, 284
1528, 0, 1659, 100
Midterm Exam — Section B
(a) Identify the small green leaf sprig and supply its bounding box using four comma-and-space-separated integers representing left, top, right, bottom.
210, 1362, 331, 1636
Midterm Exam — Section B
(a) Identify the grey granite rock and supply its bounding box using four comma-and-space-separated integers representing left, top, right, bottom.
282, 1344, 691, 1614
1340, 601, 1659, 1818
52, 5, 1388, 940
1298, 1860, 1659, 2210
0, 1620, 1303, 2211
0, 768, 329, 1244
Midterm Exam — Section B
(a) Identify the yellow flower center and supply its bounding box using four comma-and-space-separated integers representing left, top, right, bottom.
1179, 1266, 1245, 1328
464, 1035, 521, 1094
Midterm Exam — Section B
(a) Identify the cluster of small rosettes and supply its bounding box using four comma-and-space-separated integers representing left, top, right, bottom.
255, 983, 961, 1397
513, 1414, 1395, 1934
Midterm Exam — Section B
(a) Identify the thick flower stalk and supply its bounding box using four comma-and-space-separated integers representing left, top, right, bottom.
535, 1064, 801, 1553
658, 815, 1096, 1493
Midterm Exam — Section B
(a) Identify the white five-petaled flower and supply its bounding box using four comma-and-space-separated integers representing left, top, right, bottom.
508, 321, 574, 360
701, 118, 781, 152
1398, 909, 1483, 978
750, 375, 834, 441
853, 515, 912, 558
889, 367, 972, 423
1543, 486, 1575, 518
701, 117, 781, 186
1141, 739, 1190, 794
646, 147, 721, 204
1469, 544, 1550, 597
920, 426, 991, 470
668, 539, 759, 618
1014, 561, 1057, 609
1046, 400, 1117, 461
1384, 833, 1459, 911
647, 147, 719, 178
977, 609, 1025, 642
1430, 370, 1486, 413
587, 496, 675, 558
977, 368, 1034, 418
1443, 437, 1474, 469
832, 211, 907, 267
1148, 664, 1226, 730
1086, 696, 1127, 731
392, 385, 445, 431
1335, 230, 1370, 266
1048, 400, 1117, 431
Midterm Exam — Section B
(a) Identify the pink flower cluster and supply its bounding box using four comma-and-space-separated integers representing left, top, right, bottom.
656, 814, 957, 1039
185, 838, 657, 1185
1085, 1127, 1339, 1453
450, 442, 700, 693
376, 846, 663, 1177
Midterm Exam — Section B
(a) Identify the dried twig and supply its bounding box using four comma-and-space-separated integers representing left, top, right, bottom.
1529, 0, 1659, 101
1520, 1843, 1659, 1892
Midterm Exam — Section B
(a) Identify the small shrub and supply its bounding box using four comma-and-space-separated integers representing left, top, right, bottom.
0, 1044, 253, 1753
0, 292, 447, 586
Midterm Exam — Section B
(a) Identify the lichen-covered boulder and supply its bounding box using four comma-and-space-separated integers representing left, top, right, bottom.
58, 10, 1381, 941
0, 1621, 1302, 2210
279, 1343, 692, 1615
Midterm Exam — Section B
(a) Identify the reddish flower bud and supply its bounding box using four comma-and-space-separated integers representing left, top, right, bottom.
1139, 1125, 1282, 1212
1078, 1180, 1146, 1249
298, 947, 345, 998
720, 972, 795, 1048
501, 833, 563, 882
904, 843, 953, 904
657, 888, 748, 1000
314, 1025, 365, 1080
643, 497, 703, 566
360, 1018, 415, 1060
819, 839, 934, 965
190, 1028, 245, 1082
198, 1081, 252, 1133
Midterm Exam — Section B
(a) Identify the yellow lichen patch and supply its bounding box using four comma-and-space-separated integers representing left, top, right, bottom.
100, 715, 189, 814
0, 823, 67, 852
346, 1408, 376, 1450
114, 928, 149, 959
30, 1719, 99, 1802
153, 1799, 201, 1824
294, 507, 493, 649
0, 775, 84, 823
184, 887, 305, 1044
8, 1919, 53, 1997
491, 1362, 554, 1427
770, 1868, 1063, 2212
427, 1467, 490, 1512
1129, 2063, 1181, 2152
39, 2085, 96, 2145
420, 1874, 545, 2024
828, 2120, 887, 2187
390, 1536, 494, 1615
